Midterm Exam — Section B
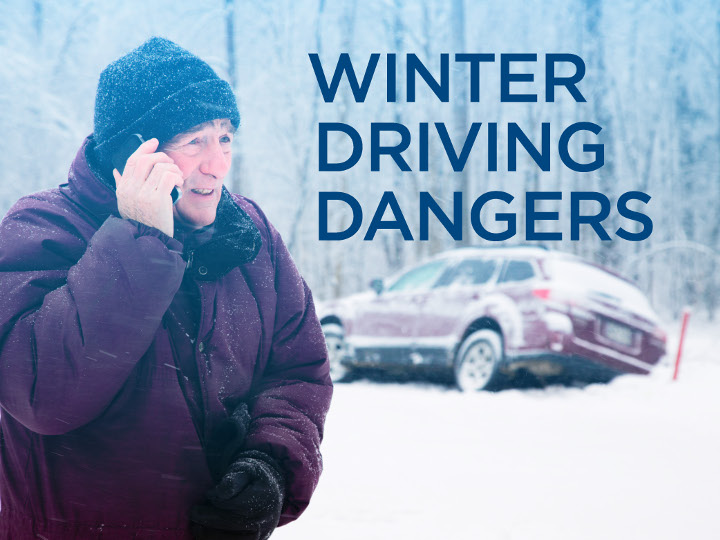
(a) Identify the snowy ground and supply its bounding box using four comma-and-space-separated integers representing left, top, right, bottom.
275, 318, 720, 540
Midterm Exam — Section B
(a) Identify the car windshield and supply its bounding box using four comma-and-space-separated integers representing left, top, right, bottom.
435, 258, 497, 287
386, 260, 447, 292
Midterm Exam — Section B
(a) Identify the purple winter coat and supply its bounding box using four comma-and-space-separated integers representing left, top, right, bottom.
0, 138, 332, 539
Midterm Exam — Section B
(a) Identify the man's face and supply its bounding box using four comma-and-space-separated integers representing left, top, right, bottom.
161, 118, 234, 230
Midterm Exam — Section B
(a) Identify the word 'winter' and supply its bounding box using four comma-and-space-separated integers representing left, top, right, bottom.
309, 53, 586, 103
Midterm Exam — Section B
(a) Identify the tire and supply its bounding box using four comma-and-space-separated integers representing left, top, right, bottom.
322, 323, 351, 382
454, 329, 504, 392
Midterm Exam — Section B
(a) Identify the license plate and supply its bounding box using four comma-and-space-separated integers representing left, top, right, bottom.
603, 320, 634, 346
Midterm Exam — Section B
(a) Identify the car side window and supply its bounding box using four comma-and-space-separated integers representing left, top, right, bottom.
435, 259, 497, 287
498, 259, 535, 283
386, 260, 447, 292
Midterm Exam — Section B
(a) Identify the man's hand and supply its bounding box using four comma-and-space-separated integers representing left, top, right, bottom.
190, 451, 285, 540
113, 138, 183, 237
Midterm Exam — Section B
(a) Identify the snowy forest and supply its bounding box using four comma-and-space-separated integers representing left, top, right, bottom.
1, 0, 718, 321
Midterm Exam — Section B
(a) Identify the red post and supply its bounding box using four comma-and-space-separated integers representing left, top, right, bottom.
673, 308, 691, 381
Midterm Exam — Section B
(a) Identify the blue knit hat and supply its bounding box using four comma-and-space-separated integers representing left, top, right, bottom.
92, 37, 240, 173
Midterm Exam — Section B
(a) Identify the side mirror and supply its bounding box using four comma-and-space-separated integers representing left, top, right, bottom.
370, 278, 384, 295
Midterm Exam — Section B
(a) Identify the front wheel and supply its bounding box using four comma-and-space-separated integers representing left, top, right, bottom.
454, 329, 504, 392
322, 323, 351, 382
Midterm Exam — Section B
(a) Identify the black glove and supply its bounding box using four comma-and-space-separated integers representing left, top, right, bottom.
191, 450, 285, 540
205, 402, 252, 482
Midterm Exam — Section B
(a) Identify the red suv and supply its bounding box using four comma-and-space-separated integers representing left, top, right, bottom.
318, 247, 667, 391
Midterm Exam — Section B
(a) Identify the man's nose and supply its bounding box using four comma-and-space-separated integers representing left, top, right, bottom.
199, 140, 231, 178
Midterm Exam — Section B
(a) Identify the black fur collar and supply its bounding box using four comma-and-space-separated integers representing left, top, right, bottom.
182, 187, 262, 281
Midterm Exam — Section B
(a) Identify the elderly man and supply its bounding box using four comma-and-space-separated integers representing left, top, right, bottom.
0, 37, 332, 539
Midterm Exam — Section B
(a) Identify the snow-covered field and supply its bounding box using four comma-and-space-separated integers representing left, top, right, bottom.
275, 318, 720, 540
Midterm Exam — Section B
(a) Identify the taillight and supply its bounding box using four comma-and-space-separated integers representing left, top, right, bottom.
532, 288, 552, 300
652, 326, 667, 343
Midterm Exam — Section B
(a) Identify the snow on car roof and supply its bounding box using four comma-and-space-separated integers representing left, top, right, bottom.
432, 246, 563, 260
432, 246, 638, 287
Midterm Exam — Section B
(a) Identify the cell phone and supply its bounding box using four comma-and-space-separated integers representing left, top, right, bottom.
111, 133, 181, 204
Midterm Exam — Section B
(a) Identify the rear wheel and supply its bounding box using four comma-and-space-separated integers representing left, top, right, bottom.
322, 323, 351, 382
454, 329, 504, 392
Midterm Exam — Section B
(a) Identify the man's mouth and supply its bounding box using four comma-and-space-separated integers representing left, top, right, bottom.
190, 188, 214, 195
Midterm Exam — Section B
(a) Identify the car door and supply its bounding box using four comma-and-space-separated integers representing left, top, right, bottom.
414, 257, 501, 350
351, 259, 449, 348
